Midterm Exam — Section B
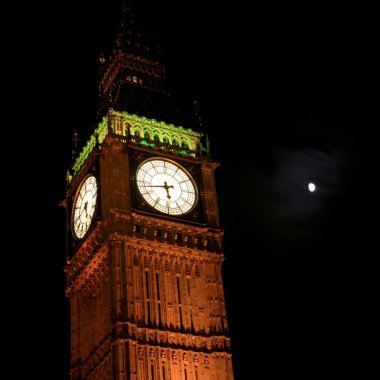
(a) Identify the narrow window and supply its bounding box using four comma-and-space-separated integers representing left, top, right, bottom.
158, 303, 162, 328
145, 271, 150, 299
195, 264, 200, 278
156, 273, 160, 300
187, 278, 191, 306
133, 255, 139, 266
147, 300, 151, 326
177, 276, 183, 330
176, 277, 181, 304
188, 278, 193, 329
179, 306, 183, 330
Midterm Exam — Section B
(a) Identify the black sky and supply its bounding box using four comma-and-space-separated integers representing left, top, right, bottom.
19, 1, 378, 378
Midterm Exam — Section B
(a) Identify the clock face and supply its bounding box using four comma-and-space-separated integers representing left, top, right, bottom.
72, 175, 98, 239
136, 158, 198, 215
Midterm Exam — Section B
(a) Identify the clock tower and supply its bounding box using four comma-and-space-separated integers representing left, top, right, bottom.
64, 2, 234, 379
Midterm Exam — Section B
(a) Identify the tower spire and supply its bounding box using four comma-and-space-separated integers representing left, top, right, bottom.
113, 1, 160, 59
96, 1, 196, 131
97, 1, 168, 122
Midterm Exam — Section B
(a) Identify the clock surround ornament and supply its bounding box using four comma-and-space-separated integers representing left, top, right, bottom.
136, 158, 198, 215
72, 175, 98, 239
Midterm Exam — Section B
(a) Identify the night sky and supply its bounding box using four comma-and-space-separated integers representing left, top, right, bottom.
21, 1, 378, 378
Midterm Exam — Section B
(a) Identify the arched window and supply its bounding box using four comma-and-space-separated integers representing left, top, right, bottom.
181, 141, 188, 148
185, 263, 190, 277
125, 122, 131, 136
172, 139, 179, 146
153, 134, 160, 142
134, 129, 140, 137
165, 260, 170, 272
144, 256, 149, 269
175, 262, 180, 275
144, 131, 150, 139
195, 264, 201, 278
154, 258, 160, 271
163, 136, 169, 144
133, 255, 139, 266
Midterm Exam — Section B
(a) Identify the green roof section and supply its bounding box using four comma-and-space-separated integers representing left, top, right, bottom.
109, 109, 203, 150
69, 109, 205, 182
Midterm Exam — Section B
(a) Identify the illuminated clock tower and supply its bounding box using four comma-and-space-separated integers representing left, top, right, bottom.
64, 2, 234, 379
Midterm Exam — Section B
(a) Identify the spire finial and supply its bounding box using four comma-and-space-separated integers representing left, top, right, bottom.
193, 99, 203, 130
71, 131, 79, 161
113, 0, 156, 57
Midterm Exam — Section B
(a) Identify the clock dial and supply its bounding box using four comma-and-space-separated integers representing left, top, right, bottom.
72, 175, 97, 239
136, 158, 197, 215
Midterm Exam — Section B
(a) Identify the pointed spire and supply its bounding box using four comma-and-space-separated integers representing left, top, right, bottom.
194, 100, 211, 157
96, 2, 195, 128
71, 131, 79, 161
193, 100, 203, 130
113, 0, 160, 59
97, 1, 168, 121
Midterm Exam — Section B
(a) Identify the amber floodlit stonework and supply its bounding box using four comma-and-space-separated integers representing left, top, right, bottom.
64, 2, 234, 379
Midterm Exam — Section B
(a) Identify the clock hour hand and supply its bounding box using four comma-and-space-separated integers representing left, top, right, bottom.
163, 181, 174, 199
146, 182, 174, 199
77, 204, 86, 219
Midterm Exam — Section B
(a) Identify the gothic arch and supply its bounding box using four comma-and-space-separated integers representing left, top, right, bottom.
175, 261, 180, 276
143, 255, 150, 270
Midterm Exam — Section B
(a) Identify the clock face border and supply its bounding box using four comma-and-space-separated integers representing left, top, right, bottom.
71, 174, 98, 240
136, 157, 198, 216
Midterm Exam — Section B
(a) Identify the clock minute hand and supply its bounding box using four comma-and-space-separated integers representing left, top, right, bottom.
77, 202, 87, 219
146, 182, 174, 199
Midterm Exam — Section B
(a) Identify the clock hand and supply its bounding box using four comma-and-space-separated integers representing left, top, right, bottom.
77, 206, 86, 219
76, 201, 89, 222
163, 181, 174, 199
84, 201, 88, 217
145, 182, 174, 199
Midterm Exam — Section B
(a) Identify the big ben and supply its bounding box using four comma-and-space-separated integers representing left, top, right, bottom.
64, 2, 234, 379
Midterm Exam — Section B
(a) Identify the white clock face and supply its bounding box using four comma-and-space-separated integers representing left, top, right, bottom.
72, 175, 97, 239
136, 158, 197, 215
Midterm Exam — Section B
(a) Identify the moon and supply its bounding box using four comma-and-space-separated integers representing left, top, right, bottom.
308, 182, 316, 192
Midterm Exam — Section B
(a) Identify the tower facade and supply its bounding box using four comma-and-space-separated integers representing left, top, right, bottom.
65, 3, 234, 379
